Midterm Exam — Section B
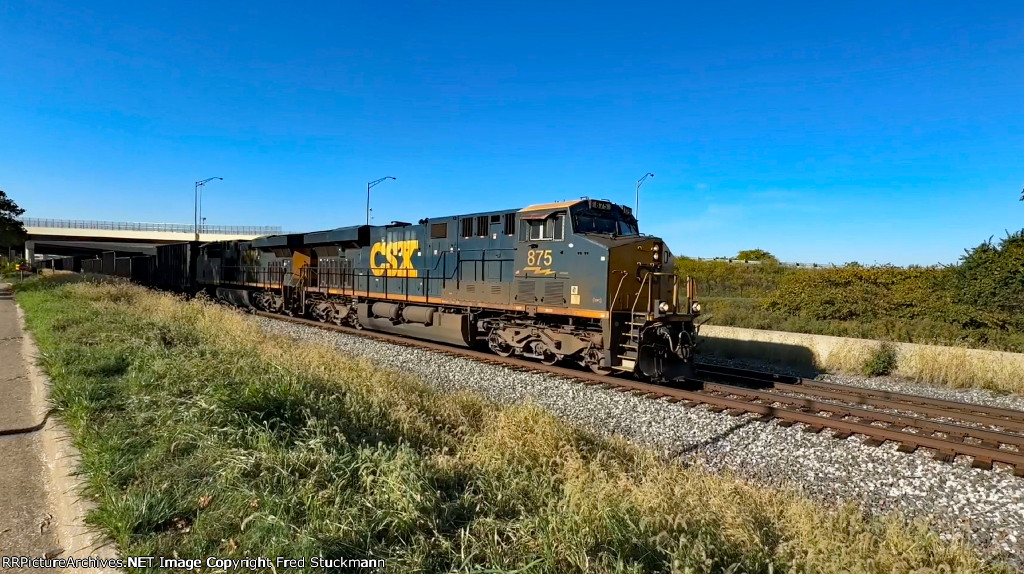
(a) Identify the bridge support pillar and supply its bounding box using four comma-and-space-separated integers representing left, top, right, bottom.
24, 241, 35, 262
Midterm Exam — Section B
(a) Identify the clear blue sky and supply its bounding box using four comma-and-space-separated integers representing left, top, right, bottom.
2, 1, 1022, 265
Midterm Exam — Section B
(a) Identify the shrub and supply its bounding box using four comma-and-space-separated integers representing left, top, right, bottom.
674, 258, 788, 297
735, 248, 778, 263
862, 342, 899, 376
761, 265, 950, 323
949, 231, 1024, 330
677, 230, 1024, 355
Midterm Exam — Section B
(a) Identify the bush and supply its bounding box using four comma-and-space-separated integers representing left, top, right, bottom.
1, 258, 22, 275
678, 232, 1024, 354
735, 249, 778, 263
862, 342, 899, 376
674, 258, 788, 297
949, 231, 1024, 331
761, 265, 950, 323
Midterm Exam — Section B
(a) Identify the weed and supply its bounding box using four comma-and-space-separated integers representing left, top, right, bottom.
862, 342, 899, 376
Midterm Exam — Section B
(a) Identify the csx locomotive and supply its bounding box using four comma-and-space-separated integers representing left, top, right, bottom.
142, 198, 701, 380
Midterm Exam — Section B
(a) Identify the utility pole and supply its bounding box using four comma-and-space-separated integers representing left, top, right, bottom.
366, 176, 396, 225
635, 173, 654, 220
194, 177, 222, 240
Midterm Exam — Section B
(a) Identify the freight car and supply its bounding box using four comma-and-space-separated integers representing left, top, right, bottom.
152, 199, 698, 380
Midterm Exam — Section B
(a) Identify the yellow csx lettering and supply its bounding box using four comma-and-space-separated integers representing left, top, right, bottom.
370, 240, 420, 277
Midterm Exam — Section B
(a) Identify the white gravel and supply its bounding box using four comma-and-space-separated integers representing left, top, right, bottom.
260, 318, 1024, 567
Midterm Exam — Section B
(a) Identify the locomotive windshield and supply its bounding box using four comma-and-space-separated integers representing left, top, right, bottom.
571, 200, 639, 236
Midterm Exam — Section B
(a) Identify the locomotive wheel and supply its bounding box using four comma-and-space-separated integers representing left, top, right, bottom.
584, 348, 612, 375
527, 341, 558, 365
488, 331, 514, 357
535, 342, 559, 366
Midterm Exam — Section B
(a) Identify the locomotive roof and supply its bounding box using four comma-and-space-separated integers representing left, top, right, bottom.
250, 199, 609, 247
519, 199, 587, 212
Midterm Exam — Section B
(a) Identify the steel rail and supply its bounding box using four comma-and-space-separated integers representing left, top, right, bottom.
255, 311, 1024, 476
696, 362, 1024, 432
801, 379, 1024, 420
700, 381, 1024, 453
677, 385, 1024, 473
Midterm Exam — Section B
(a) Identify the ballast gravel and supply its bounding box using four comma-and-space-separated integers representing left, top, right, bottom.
258, 318, 1024, 566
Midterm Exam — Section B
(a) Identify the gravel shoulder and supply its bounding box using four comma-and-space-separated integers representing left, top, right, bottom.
259, 317, 1024, 567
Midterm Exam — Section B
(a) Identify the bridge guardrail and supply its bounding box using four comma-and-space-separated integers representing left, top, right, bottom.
21, 218, 281, 236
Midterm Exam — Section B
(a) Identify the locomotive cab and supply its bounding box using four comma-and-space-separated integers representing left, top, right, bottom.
572, 202, 700, 380
513, 199, 700, 380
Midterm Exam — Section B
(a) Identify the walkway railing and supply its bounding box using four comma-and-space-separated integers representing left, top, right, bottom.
22, 218, 281, 235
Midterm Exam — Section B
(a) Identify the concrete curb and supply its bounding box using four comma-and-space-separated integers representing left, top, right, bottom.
17, 304, 122, 573
700, 324, 1024, 391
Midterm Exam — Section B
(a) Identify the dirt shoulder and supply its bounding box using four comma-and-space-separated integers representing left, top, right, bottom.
0, 282, 119, 573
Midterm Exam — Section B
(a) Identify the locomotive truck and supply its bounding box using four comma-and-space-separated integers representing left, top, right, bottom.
143, 198, 701, 380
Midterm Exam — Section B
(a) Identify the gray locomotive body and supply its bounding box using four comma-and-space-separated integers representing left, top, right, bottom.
193, 199, 700, 380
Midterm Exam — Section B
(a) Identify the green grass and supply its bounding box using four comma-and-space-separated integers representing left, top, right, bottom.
15, 276, 1013, 573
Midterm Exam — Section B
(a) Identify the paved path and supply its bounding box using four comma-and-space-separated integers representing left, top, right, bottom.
0, 283, 59, 572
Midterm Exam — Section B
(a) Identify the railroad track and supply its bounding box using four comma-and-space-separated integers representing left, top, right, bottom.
256, 311, 1024, 477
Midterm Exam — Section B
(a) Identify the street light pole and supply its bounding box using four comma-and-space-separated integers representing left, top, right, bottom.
194, 177, 223, 240
635, 173, 654, 221
366, 176, 396, 225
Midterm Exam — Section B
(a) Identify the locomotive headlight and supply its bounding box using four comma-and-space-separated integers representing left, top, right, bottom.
691, 302, 701, 313
653, 252, 660, 261
659, 301, 671, 313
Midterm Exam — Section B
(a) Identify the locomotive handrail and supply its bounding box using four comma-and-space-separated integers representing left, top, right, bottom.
630, 271, 679, 318
609, 271, 630, 312
293, 263, 453, 303
220, 256, 515, 306
631, 272, 651, 318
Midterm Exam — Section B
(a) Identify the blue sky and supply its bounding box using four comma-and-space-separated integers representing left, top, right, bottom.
1, 1, 1022, 265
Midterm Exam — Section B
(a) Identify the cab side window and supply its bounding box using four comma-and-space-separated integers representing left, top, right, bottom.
526, 212, 564, 241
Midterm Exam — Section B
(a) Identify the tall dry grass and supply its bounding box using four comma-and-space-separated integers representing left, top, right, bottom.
702, 324, 1024, 393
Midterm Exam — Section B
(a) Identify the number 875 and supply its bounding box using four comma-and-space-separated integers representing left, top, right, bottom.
527, 249, 553, 266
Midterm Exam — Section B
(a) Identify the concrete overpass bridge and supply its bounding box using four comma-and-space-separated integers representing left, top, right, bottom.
21, 217, 282, 261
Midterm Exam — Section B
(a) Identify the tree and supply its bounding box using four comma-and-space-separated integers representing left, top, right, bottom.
0, 189, 27, 249
950, 230, 1024, 328
735, 248, 778, 263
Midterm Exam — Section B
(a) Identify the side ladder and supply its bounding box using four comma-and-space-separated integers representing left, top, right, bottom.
613, 311, 648, 372
613, 271, 654, 372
